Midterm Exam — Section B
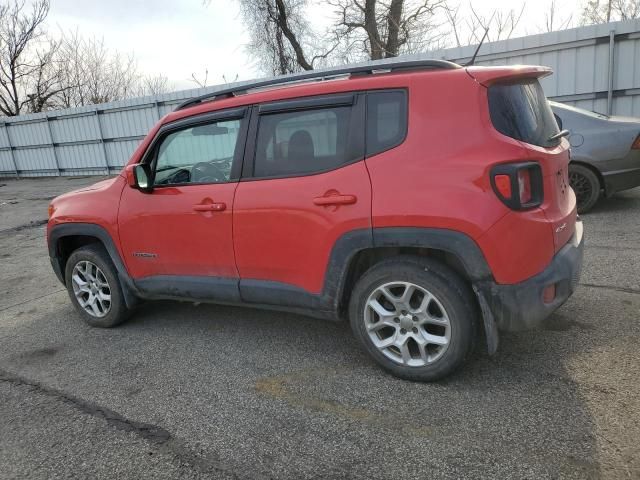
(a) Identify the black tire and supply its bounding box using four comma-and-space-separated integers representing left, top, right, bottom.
64, 244, 130, 328
349, 256, 477, 382
569, 163, 601, 214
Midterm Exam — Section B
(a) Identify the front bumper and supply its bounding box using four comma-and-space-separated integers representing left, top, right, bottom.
50, 256, 65, 284
477, 220, 584, 331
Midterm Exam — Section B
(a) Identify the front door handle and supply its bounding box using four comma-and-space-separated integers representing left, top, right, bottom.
193, 202, 226, 212
313, 194, 357, 206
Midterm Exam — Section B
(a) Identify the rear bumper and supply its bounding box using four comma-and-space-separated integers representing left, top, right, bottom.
477, 219, 584, 331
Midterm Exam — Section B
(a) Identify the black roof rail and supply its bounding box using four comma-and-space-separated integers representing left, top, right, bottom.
175, 59, 461, 111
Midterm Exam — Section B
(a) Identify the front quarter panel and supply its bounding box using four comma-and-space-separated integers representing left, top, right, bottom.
47, 176, 127, 258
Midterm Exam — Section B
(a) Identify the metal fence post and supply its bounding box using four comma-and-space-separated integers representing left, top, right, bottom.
1, 122, 19, 178
45, 115, 61, 176
94, 110, 110, 175
607, 29, 616, 115
154, 100, 162, 121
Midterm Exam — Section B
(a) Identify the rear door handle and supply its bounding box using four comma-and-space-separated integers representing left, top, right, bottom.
193, 202, 226, 212
313, 194, 357, 206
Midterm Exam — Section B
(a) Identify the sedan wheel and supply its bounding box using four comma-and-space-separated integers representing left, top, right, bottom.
569, 164, 600, 213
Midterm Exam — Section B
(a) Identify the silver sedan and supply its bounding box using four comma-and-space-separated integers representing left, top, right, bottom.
551, 101, 640, 213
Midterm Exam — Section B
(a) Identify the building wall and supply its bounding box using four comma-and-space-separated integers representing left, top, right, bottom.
1, 18, 639, 177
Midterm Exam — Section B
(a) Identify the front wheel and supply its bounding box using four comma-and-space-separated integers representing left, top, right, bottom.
349, 257, 476, 382
64, 244, 130, 328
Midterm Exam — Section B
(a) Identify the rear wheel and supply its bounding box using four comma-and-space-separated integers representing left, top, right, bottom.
569, 163, 600, 213
349, 257, 476, 381
64, 244, 130, 328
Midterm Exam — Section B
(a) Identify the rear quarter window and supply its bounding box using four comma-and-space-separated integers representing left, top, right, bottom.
366, 90, 407, 156
488, 79, 560, 148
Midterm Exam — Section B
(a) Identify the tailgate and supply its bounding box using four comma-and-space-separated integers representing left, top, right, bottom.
530, 141, 577, 252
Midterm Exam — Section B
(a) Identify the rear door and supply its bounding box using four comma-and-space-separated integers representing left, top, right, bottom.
233, 93, 371, 304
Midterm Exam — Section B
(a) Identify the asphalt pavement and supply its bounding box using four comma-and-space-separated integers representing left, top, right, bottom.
0, 176, 638, 479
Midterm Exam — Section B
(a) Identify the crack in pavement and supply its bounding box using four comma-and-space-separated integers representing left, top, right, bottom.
0, 367, 245, 479
0, 289, 65, 313
585, 244, 640, 252
0, 218, 47, 235
579, 283, 640, 295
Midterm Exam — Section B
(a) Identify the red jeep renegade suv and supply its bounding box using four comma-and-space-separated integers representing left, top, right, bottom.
47, 60, 584, 381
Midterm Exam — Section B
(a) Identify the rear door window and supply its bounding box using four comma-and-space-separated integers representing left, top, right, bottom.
253, 105, 354, 178
488, 79, 560, 147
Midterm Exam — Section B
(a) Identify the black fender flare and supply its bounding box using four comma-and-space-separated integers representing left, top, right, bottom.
372, 227, 493, 280
323, 227, 494, 300
323, 227, 498, 353
48, 223, 139, 308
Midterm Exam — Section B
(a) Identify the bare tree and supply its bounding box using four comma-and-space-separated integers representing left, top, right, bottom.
329, 0, 446, 61
139, 74, 172, 96
444, 2, 464, 47
442, 1, 529, 50
443, 2, 484, 47
234, 0, 326, 74
25, 38, 64, 112
220, 0, 449, 74
0, 0, 65, 115
57, 31, 141, 107
190, 68, 209, 87
581, 0, 640, 24
222, 73, 239, 84
468, 3, 525, 42
542, 0, 573, 32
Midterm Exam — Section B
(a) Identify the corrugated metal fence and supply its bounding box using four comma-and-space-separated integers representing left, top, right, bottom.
427, 18, 640, 117
2, 18, 640, 177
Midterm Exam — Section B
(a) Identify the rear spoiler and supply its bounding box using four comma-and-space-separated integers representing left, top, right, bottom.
466, 65, 552, 87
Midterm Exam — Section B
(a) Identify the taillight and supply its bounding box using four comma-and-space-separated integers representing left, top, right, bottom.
494, 174, 512, 198
490, 162, 543, 210
632, 134, 640, 149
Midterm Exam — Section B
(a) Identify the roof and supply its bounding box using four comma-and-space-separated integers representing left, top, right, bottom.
175, 59, 461, 112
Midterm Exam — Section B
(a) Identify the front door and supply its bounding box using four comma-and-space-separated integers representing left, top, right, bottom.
118, 112, 247, 283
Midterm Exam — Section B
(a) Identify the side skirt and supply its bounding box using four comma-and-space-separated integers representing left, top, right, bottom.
133, 275, 338, 321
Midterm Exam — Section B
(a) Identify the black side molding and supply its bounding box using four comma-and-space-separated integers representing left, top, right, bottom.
136, 276, 241, 303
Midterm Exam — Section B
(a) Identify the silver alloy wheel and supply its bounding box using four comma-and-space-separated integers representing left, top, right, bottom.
71, 260, 112, 318
364, 281, 451, 367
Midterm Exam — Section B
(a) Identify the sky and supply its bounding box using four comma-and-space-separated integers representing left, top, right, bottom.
45, 0, 582, 92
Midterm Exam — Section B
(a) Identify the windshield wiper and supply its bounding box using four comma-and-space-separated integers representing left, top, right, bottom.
548, 129, 570, 142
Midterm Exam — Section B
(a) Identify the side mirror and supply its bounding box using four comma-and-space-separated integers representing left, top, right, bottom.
125, 164, 152, 192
